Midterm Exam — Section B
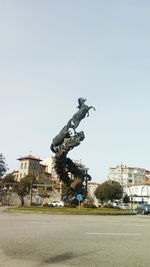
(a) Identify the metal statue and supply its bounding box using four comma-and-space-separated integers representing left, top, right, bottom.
67, 98, 95, 132
50, 98, 95, 205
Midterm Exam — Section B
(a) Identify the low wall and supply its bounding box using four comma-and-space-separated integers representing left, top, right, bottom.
1, 192, 62, 206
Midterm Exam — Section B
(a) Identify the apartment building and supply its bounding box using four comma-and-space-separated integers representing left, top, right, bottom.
108, 164, 150, 193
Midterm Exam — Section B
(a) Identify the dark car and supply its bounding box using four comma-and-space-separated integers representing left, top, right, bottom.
136, 204, 150, 215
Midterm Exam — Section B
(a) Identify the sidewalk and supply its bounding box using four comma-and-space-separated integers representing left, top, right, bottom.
0, 206, 10, 212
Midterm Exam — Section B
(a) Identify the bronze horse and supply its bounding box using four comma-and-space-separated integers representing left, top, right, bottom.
50, 98, 95, 152
68, 98, 95, 132
50, 124, 71, 153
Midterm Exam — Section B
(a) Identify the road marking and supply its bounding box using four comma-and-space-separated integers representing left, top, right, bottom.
30, 221, 50, 224
123, 224, 150, 227
86, 232, 143, 236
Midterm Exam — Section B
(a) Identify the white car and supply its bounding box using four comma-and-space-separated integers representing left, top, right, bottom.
48, 200, 64, 207
118, 203, 129, 210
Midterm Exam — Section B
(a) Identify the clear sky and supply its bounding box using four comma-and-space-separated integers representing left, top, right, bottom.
1, 0, 150, 183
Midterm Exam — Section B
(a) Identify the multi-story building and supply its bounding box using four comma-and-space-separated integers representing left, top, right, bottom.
127, 182, 150, 204
41, 156, 61, 194
108, 164, 150, 193
41, 157, 53, 174
13, 154, 51, 183
11, 155, 59, 203
12, 155, 91, 199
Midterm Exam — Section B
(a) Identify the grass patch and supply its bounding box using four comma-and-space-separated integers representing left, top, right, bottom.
5, 206, 135, 215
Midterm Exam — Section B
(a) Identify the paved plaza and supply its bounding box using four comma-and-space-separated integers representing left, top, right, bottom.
0, 210, 150, 267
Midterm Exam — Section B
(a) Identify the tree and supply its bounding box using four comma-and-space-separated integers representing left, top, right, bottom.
13, 175, 37, 206
123, 194, 130, 203
38, 191, 49, 207
0, 154, 8, 180
1, 173, 15, 186
94, 181, 123, 203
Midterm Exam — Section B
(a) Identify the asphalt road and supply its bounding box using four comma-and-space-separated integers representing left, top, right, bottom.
0, 210, 150, 267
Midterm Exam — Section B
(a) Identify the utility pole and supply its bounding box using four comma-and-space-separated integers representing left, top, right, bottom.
120, 163, 124, 198
29, 180, 33, 206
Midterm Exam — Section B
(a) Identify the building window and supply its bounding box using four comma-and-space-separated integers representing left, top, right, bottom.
21, 163, 23, 169
33, 162, 36, 170
24, 162, 27, 169
29, 162, 32, 169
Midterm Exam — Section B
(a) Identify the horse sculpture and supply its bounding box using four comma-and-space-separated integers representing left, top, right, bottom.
50, 97, 95, 204
50, 98, 95, 153
50, 124, 71, 153
67, 98, 95, 132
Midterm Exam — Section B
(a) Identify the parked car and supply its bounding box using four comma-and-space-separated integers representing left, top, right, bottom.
103, 203, 120, 209
48, 200, 64, 207
118, 203, 129, 210
136, 204, 150, 215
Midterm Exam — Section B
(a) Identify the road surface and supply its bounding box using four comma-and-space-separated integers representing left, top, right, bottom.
0, 211, 149, 267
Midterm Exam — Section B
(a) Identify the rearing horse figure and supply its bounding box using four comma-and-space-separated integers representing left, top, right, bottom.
68, 98, 95, 132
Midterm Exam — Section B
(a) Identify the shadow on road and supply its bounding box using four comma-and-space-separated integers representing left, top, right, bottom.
41, 249, 98, 266
4, 245, 97, 266
44, 252, 74, 264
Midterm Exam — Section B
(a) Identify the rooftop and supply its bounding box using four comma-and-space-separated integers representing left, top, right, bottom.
17, 154, 42, 162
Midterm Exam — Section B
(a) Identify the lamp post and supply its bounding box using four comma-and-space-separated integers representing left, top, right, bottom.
147, 186, 150, 204
141, 185, 145, 204
128, 186, 133, 211
120, 163, 124, 199
131, 195, 133, 210
29, 179, 33, 207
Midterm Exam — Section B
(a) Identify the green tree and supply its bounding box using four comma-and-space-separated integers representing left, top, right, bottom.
1, 173, 15, 187
94, 181, 123, 203
0, 154, 8, 180
13, 175, 37, 206
123, 194, 130, 203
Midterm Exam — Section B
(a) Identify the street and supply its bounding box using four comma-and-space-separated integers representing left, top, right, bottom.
0, 211, 150, 267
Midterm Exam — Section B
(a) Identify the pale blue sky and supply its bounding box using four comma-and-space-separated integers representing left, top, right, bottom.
1, 0, 150, 182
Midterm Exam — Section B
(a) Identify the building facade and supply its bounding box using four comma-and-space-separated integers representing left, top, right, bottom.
127, 182, 150, 204
14, 155, 51, 183
12, 155, 91, 203
108, 164, 150, 193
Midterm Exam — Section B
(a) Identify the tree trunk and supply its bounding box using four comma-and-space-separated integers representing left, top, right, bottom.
20, 196, 24, 206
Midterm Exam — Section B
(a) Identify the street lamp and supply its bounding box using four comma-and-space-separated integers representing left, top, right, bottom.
141, 185, 145, 204
29, 178, 34, 207
120, 163, 124, 198
128, 186, 133, 211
